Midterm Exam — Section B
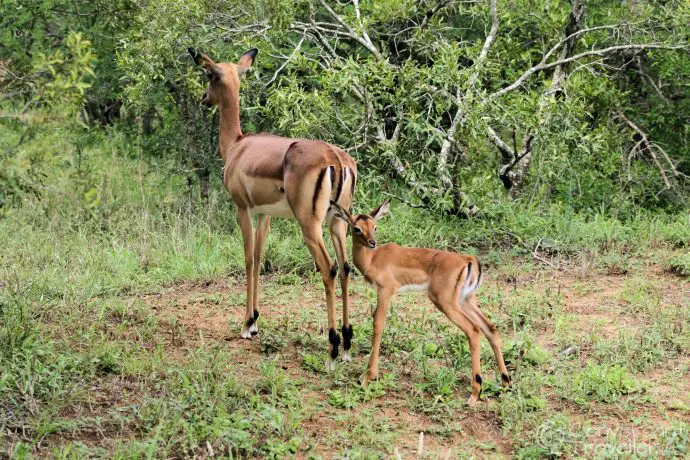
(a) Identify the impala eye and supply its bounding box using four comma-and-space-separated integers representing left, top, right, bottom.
353, 227, 362, 234
374, 226, 378, 231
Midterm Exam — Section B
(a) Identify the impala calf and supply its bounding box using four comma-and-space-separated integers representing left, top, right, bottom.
188, 48, 357, 370
329, 200, 510, 405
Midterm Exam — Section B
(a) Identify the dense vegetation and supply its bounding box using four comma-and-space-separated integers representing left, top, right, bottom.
1, 0, 689, 457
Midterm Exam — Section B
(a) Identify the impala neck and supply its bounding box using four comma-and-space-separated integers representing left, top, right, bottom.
352, 238, 374, 277
218, 87, 243, 162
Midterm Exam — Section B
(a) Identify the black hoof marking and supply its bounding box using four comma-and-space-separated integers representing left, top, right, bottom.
342, 324, 353, 350
329, 327, 341, 359
475, 374, 483, 397
251, 329, 258, 336
254, 310, 260, 320
502, 373, 511, 385
343, 262, 351, 276
330, 263, 338, 279
245, 316, 255, 328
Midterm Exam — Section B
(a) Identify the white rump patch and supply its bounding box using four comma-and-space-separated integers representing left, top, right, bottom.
398, 283, 429, 293
460, 266, 480, 300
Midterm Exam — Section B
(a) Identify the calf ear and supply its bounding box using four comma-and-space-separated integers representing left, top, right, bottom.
370, 199, 390, 220
188, 47, 202, 65
238, 48, 258, 67
329, 201, 354, 226
189, 48, 221, 80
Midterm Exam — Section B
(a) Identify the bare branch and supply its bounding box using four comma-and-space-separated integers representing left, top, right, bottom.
485, 126, 513, 161
616, 111, 679, 188
261, 33, 306, 90
317, 0, 383, 59
490, 42, 686, 100
437, 0, 499, 191
420, 0, 454, 30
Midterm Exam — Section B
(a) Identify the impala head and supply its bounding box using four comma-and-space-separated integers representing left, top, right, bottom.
188, 47, 257, 107
330, 200, 390, 249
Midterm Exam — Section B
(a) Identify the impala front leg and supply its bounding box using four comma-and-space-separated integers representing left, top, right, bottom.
360, 288, 393, 388
237, 208, 256, 339
250, 214, 271, 335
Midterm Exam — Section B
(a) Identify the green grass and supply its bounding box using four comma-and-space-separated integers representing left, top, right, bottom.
2, 127, 690, 457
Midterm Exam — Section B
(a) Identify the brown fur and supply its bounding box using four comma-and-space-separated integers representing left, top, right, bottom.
330, 200, 510, 405
190, 48, 357, 361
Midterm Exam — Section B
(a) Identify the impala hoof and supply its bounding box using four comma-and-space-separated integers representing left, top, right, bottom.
240, 328, 253, 339
325, 359, 337, 372
358, 372, 371, 389
341, 351, 352, 362
249, 322, 259, 335
466, 395, 480, 406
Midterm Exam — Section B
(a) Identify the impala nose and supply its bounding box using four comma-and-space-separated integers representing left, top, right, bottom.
201, 93, 212, 107
368, 239, 377, 249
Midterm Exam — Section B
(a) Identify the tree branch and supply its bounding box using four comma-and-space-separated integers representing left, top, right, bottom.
616, 111, 680, 189
261, 33, 306, 91
490, 42, 685, 101
317, 0, 383, 59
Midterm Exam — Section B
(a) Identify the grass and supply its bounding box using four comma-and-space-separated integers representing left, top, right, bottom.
1, 127, 690, 457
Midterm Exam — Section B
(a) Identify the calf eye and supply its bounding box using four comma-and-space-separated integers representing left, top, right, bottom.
353, 227, 362, 234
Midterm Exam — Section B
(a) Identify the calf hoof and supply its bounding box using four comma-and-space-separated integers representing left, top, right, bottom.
466, 394, 480, 406
341, 351, 352, 362
358, 370, 377, 389
325, 359, 337, 373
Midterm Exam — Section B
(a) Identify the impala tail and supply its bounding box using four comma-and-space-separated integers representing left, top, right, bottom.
459, 258, 482, 300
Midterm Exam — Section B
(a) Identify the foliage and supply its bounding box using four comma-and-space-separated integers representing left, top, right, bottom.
1, 0, 690, 457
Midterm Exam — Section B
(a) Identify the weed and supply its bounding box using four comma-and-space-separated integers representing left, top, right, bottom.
556, 363, 642, 405
666, 252, 690, 278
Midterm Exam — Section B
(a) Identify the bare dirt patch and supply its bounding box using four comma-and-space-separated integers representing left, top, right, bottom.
133, 268, 689, 456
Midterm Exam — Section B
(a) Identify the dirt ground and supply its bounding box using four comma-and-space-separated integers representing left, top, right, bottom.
136, 265, 690, 458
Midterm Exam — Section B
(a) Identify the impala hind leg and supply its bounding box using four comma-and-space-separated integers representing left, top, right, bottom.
329, 216, 352, 362
237, 208, 256, 339
248, 214, 271, 336
432, 294, 483, 405
300, 221, 339, 371
461, 295, 510, 386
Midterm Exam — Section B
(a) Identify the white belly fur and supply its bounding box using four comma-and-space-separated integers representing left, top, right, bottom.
252, 198, 294, 218
398, 282, 429, 293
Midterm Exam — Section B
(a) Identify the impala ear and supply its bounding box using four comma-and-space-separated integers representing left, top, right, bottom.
189, 47, 221, 80
329, 201, 354, 226
238, 48, 258, 67
188, 47, 202, 65
370, 199, 390, 220
237, 48, 258, 75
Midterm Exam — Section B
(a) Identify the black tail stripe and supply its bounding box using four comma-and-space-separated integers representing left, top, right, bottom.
329, 165, 336, 189
349, 169, 356, 199
466, 262, 472, 286
333, 164, 344, 204
477, 259, 482, 284
312, 168, 328, 214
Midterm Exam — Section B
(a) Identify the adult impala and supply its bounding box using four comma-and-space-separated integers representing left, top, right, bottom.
329, 200, 510, 404
188, 48, 357, 369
